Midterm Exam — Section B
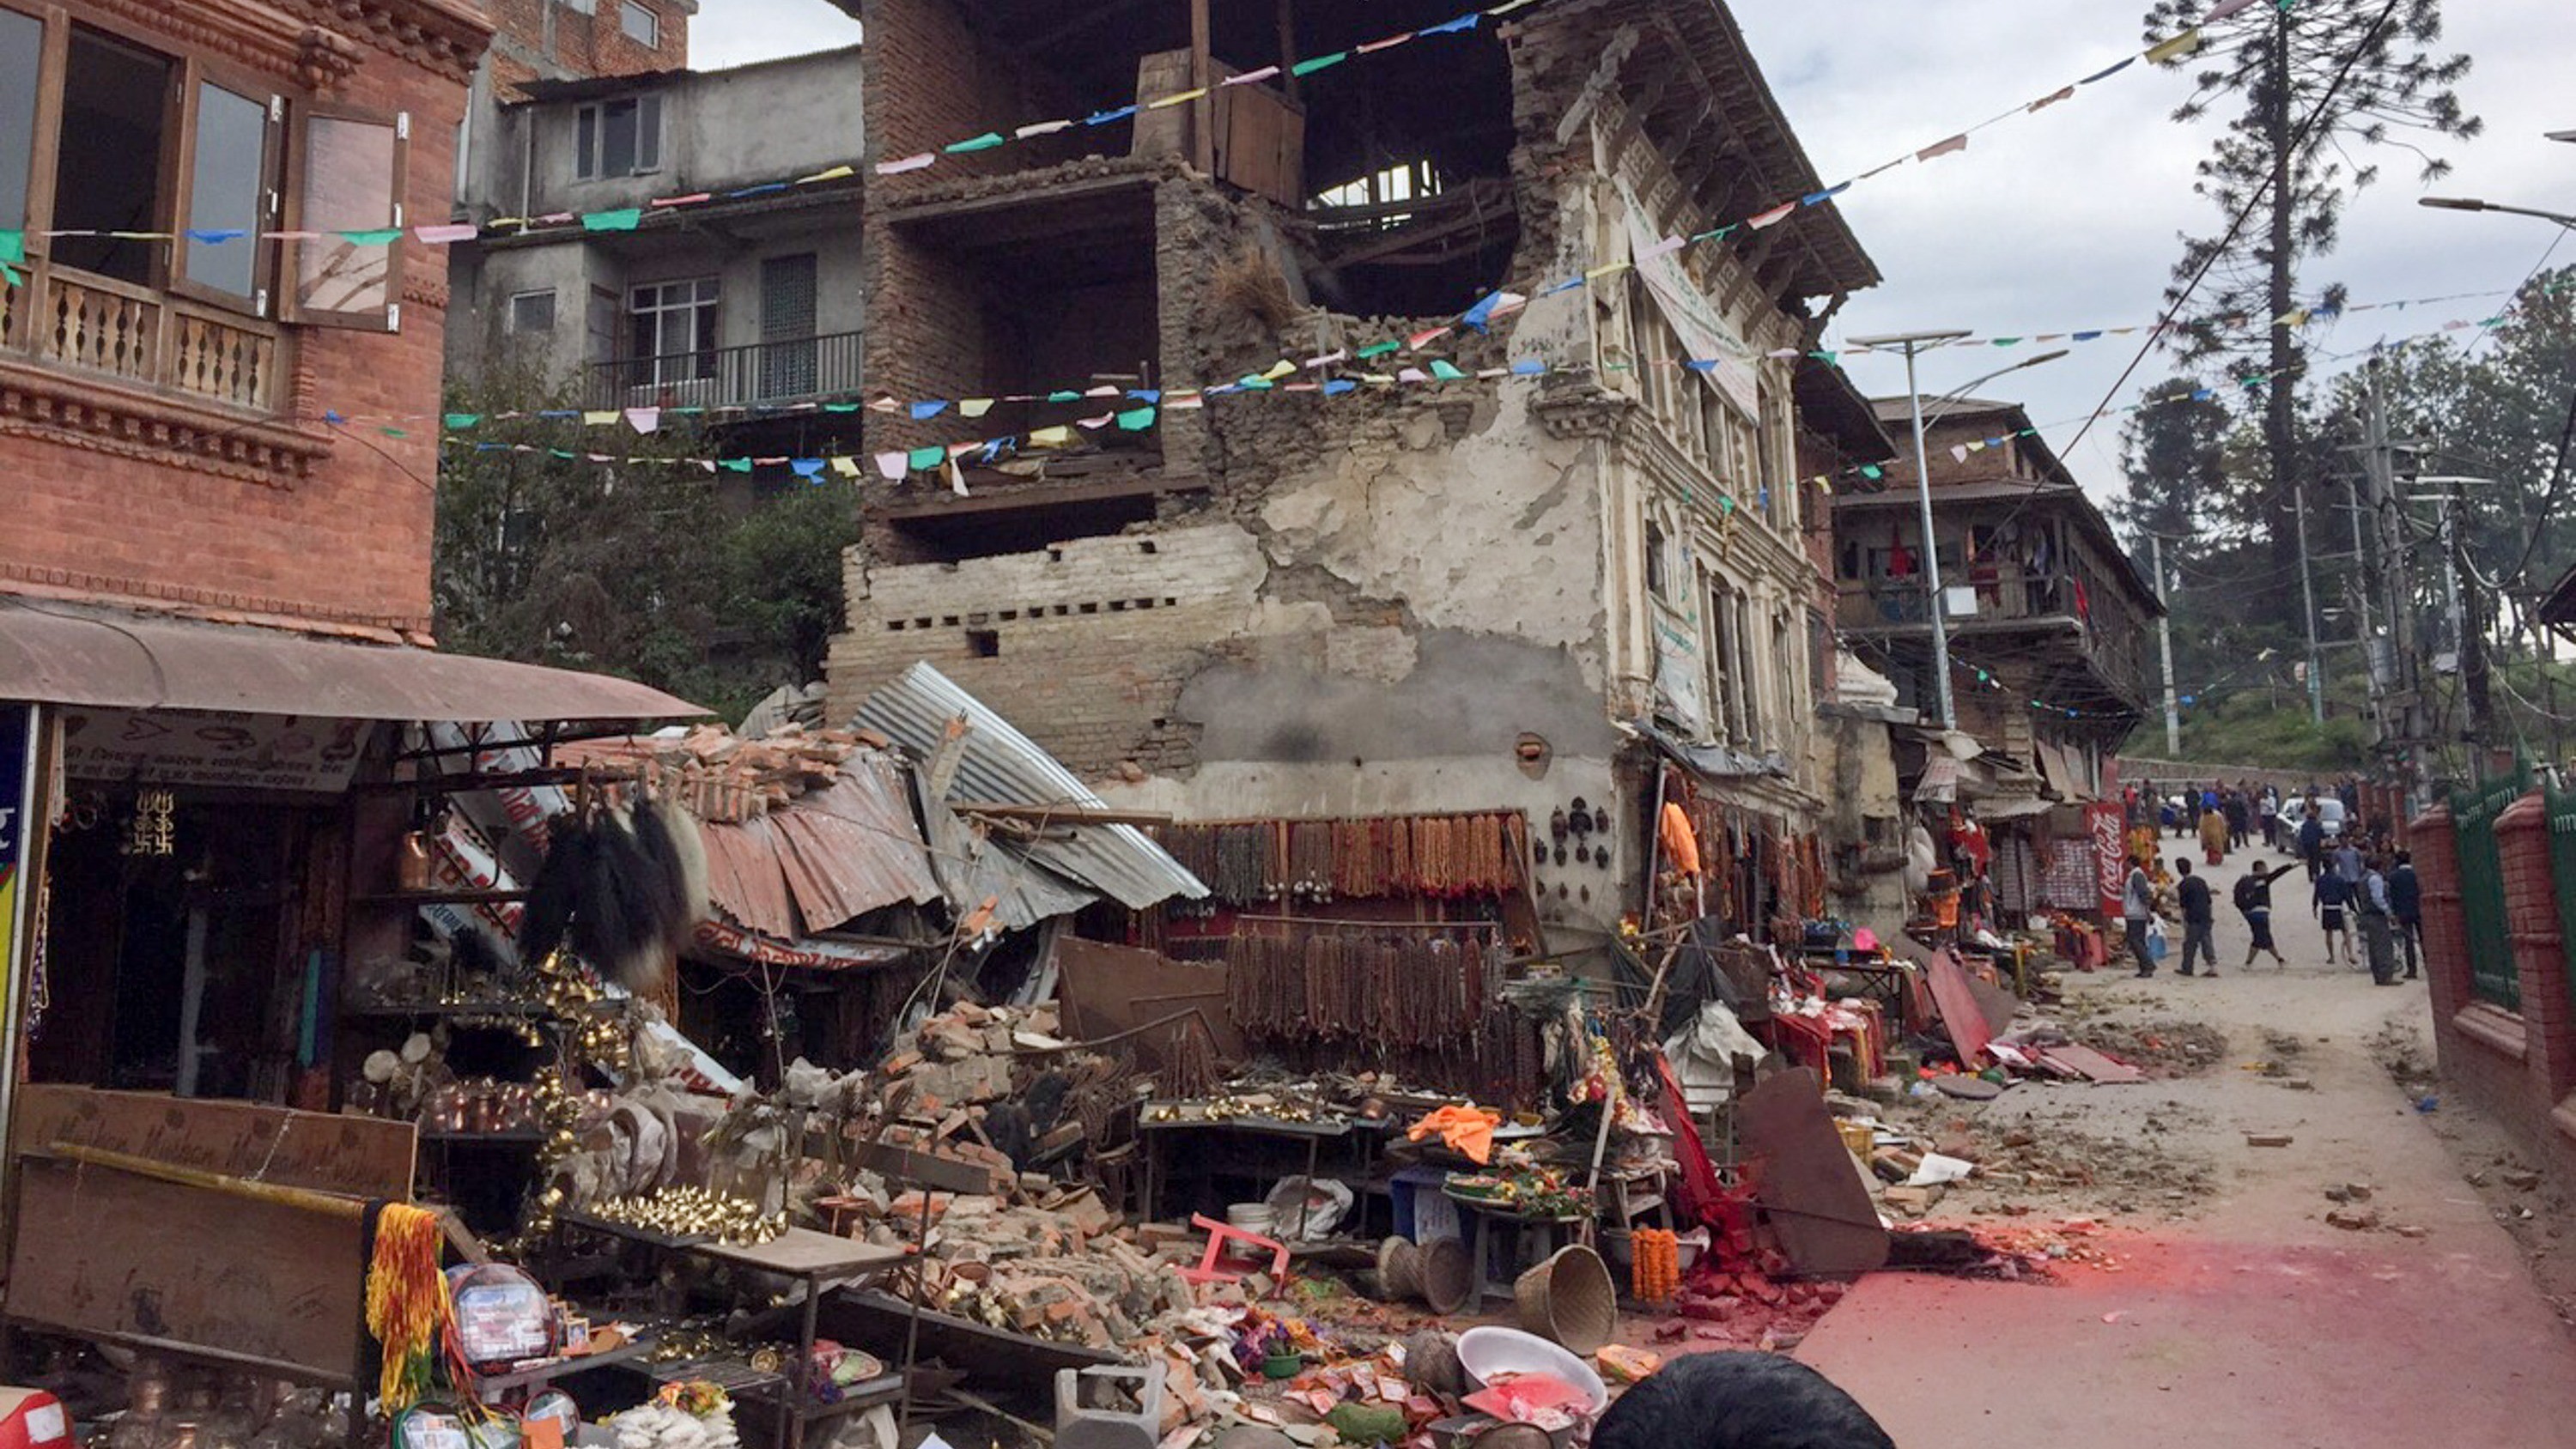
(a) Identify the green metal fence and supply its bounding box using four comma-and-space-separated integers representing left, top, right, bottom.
2453, 773, 2523, 1012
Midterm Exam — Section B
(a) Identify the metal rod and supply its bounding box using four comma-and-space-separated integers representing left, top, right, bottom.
2151, 533, 2181, 755
1901, 342, 1958, 730
2294, 485, 2325, 724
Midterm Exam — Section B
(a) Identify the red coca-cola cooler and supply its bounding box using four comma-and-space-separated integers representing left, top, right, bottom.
0, 1389, 71, 1449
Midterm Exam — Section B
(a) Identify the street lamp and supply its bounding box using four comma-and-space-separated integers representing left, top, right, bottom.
1844, 332, 2070, 730
2420, 196, 2576, 230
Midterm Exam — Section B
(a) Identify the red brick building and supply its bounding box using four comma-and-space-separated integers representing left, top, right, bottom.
0, 0, 495, 638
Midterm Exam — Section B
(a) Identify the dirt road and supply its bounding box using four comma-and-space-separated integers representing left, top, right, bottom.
1795, 845, 2576, 1446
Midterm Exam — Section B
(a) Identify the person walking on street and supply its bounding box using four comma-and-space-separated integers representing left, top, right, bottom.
2173, 858, 2217, 977
2315, 868, 2354, 968
2225, 791, 2250, 850
2234, 858, 2297, 968
2197, 802, 2229, 867
2388, 851, 2422, 980
2359, 855, 2399, 985
2297, 797, 2326, 881
2124, 858, 2160, 977
2333, 835, 2363, 885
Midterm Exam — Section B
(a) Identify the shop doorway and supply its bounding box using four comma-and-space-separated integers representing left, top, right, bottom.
30, 792, 314, 1100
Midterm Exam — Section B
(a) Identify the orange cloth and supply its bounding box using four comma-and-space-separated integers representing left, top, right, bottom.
1406, 1104, 1503, 1165
1659, 802, 1703, 876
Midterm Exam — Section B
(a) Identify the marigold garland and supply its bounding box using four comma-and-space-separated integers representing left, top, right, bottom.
1631, 1228, 1681, 1303
366, 1203, 453, 1410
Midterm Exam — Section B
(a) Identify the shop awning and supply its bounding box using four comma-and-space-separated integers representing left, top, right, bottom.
0, 599, 704, 724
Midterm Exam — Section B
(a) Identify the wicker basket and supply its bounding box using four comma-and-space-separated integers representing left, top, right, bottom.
1419, 1236, 1474, 1315
1513, 1245, 1616, 1354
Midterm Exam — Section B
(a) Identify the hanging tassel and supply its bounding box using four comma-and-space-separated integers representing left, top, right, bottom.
366, 1203, 452, 1410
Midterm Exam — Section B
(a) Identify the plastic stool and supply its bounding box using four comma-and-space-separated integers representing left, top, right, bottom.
1179, 1212, 1289, 1288
1055, 1366, 1163, 1449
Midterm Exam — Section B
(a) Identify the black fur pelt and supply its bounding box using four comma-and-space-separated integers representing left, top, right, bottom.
1589, 1352, 1895, 1449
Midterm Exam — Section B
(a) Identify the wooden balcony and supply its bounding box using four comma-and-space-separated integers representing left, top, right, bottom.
1, 258, 281, 414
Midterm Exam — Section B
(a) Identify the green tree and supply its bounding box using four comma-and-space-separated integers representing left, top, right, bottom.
433, 366, 859, 724
2145, 0, 2480, 609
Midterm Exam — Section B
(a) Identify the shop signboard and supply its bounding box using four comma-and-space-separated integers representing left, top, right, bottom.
55, 706, 366, 794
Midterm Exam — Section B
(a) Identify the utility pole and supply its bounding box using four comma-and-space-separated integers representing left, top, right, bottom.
2151, 532, 2181, 755
2294, 484, 2325, 725
2360, 362, 2422, 803
2439, 487, 2497, 763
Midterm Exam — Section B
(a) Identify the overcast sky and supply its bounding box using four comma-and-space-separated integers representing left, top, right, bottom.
693, 0, 2571, 500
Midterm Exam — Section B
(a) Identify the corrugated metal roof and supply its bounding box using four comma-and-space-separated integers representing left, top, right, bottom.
916, 785, 1101, 934
0, 598, 703, 724
852, 663, 1208, 910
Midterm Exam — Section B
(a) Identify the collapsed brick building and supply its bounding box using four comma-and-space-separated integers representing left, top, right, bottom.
825, 0, 1892, 939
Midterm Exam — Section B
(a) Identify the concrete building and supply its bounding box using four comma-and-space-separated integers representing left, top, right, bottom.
1835, 396, 2160, 799
823, 0, 1884, 943
445, 42, 866, 452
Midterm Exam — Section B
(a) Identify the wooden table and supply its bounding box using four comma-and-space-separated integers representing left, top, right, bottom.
550, 1218, 902, 1449
1137, 1106, 1380, 1236
1442, 1190, 1589, 1307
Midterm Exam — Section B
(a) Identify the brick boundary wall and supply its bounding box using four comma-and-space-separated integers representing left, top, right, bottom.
2414, 794, 2576, 1180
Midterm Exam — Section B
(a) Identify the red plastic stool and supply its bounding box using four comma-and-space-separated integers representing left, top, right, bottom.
1179, 1213, 1289, 1290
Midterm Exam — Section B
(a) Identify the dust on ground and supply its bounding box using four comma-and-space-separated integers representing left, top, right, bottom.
2062, 1014, 2233, 1077
1884, 1092, 2223, 1222
2373, 1017, 2576, 1331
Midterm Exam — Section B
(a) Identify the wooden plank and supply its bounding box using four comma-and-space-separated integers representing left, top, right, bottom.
3, 1155, 369, 1382
1923, 951, 1994, 1068
689, 1226, 904, 1280
2037, 1045, 2145, 1084
1735, 1067, 1887, 1276
12, 1085, 416, 1199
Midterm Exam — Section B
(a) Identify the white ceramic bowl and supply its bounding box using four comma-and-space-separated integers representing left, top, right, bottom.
1455, 1326, 1611, 1415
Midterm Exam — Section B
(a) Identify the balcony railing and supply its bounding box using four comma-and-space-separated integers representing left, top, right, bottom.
586, 331, 864, 413
2, 258, 281, 413
1837, 570, 2084, 632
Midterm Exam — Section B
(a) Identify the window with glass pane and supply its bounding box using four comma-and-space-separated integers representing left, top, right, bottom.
185, 82, 269, 302
621, 2, 659, 47
509, 290, 556, 333
296, 112, 398, 318
52, 28, 175, 285
631, 278, 717, 382
0, 9, 40, 232
578, 97, 661, 179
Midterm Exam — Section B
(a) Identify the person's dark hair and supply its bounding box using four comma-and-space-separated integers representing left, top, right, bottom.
1589, 1352, 1895, 1449
2173, 858, 2193, 876
2397, 851, 2412, 865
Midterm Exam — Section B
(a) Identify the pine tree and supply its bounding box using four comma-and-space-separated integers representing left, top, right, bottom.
2144, 0, 2478, 605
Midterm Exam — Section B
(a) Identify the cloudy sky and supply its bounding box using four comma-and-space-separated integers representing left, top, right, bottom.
693, 0, 2571, 500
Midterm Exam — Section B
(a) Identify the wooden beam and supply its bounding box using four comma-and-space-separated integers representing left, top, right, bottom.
1188, 0, 1212, 174
953, 802, 1176, 827
878, 475, 1205, 522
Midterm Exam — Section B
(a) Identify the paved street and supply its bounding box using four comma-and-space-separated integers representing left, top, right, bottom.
1797, 846, 2576, 1447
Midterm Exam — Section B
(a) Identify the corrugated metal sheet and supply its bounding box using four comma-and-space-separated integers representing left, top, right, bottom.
768, 767, 945, 930
916, 781, 1099, 933
0, 598, 703, 723
853, 664, 1208, 910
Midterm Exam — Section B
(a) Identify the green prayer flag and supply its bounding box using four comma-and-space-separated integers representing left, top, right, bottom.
337, 228, 404, 246
1291, 52, 1349, 76
945, 132, 1005, 154
1356, 340, 1401, 359
1116, 405, 1157, 431
549, 448, 577, 460
0, 229, 22, 265
1047, 390, 1082, 403
444, 413, 480, 429
1429, 360, 1467, 380
1860, 464, 1883, 480
581, 209, 645, 232
1237, 374, 1274, 391
720, 457, 755, 473
824, 403, 861, 413
379, 426, 408, 439
907, 446, 945, 470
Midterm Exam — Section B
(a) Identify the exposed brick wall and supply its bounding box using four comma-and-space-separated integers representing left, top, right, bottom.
484, 0, 687, 99
0, 3, 479, 635
828, 523, 1266, 776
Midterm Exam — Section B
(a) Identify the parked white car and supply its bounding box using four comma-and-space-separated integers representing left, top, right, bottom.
2276, 797, 2347, 840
